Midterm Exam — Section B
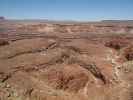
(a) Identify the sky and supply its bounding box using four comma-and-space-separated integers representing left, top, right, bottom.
0, 0, 133, 21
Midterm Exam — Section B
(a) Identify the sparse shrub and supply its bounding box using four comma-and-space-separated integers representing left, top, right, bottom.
0, 39, 9, 46
105, 39, 128, 50
123, 45, 133, 61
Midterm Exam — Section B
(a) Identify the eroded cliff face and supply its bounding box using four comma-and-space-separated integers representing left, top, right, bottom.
0, 21, 133, 100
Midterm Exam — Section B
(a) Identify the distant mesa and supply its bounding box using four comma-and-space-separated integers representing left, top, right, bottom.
102, 20, 133, 23
0, 16, 5, 20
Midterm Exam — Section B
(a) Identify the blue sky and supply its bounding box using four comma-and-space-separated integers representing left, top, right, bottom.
0, 0, 133, 21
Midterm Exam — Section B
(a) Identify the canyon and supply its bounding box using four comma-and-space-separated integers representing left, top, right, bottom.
0, 20, 133, 100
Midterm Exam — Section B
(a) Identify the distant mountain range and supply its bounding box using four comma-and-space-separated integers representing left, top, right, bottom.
102, 20, 133, 22
0, 16, 133, 23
